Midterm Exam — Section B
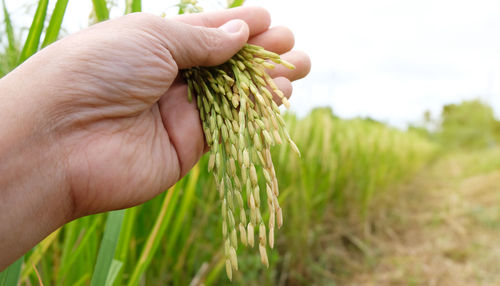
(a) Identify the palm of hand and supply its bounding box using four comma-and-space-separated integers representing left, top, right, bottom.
65, 98, 191, 215
56, 22, 204, 215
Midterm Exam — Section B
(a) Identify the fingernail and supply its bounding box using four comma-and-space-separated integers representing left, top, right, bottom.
218, 19, 245, 34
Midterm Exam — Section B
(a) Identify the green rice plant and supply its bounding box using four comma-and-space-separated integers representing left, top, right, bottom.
55, 215, 104, 285
92, 0, 110, 22
1, 110, 436, 285
126, 194, 172, 286
1, 0, 69, 75
41, 0, 69, 48
20, 229, 60, 282
270, 108, 437, 283
228, 0, 245, 8
1, 0, 17, 73
125, 0, 141, 14
112, 206, 138, 285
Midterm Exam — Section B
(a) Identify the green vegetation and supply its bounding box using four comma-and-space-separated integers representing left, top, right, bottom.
0, 106, 437, 285
0, 0, 68, 76
439, 100, 499, 149
1, 1, 499, 285
0, 0, 18, 76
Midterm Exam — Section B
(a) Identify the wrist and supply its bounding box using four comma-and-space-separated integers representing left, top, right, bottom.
0, 72, 73, 270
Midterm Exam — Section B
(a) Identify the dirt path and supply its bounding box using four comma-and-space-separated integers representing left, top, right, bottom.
345, 150, 500, 286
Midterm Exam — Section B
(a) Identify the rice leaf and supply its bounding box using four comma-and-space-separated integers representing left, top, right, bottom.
126, 184, 181, 286
105, 260, 123, 286
41, 0, 69, 48
1, 0, 15, 54
57, 216, 102, 280
112, 206, 138, 286
18, 0, 49, 64
125, 0, 141, 14
228, 0, 245, 8
73, 273, 91, 286
0, 256, 23, 286
166, 165, 200, 256
131, 0, 141, 12
204, 259, 225, 286
1, 0, 18, 72
92, 0, 110, 22
90, 210, 125, 286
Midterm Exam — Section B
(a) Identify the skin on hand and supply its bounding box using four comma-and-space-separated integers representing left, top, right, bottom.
0, 6, 310, 270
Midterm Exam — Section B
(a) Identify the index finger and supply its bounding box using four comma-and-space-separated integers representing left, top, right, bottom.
169, 6, 271, 37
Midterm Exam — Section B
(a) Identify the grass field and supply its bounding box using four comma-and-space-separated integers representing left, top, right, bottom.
1, 1, 499, 285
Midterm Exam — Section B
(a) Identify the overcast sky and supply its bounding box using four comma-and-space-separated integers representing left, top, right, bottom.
5, 0, 500, 127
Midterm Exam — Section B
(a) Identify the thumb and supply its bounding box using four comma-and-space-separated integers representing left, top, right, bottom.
160, 18, 250, 69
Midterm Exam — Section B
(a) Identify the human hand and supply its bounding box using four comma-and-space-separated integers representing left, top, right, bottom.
0, 6, 310, 269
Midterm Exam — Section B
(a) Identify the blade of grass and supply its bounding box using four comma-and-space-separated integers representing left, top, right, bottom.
92, 0, 110, 22
90, 210, 125, 286
0, 256, 23, 286
125, 0, 141, 14
18, 0, 49, 64
41, 0, 69, 48
127, 184, 180, 286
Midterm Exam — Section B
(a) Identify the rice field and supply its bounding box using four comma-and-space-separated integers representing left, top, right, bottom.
0, 107, 436, 285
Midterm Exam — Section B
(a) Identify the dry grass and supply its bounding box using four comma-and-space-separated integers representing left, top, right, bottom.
338, 150, 500, 286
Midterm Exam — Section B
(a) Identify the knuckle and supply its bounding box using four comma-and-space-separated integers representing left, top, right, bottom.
124, 12, 167, 40
126, 12, 162, 26
196, 27, 225, 65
